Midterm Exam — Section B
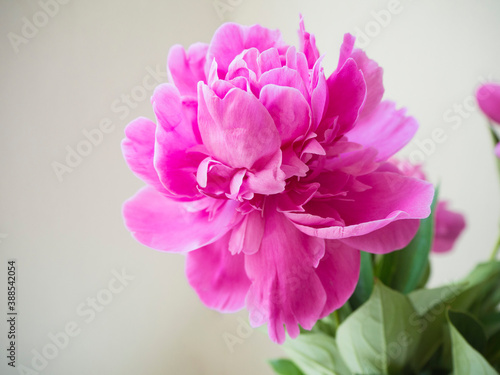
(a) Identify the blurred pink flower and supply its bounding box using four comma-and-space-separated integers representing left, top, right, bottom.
477, 83, 500, 157
433, 201, 466, 253
122, 19, 434, 343
477, 83, 500, 124
391, 160, 465, 253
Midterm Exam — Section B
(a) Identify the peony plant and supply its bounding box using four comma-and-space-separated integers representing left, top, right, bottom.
122, 18, 500, 375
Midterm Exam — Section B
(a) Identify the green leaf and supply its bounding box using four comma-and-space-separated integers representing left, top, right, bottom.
484, 330, 500, 369
349, 251, 374, 310
448, 310, 487, 353
409, 283, 466, 316
376, 186, 439, 294
448, 312, 498, 375
336, 281, 419, 374
407, 284, 467, 371
452, 261, 500, 313
269, 359, 305, 375
481, 312, 500, 338
282, 332, 350, 375
416, 261, 431, 289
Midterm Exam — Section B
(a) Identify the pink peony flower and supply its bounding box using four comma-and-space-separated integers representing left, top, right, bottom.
432, 201, 466, 253
121, 19, 434, 343
391, 160, 466, 253
477, 83, 500, 157
477, 83, 500, 124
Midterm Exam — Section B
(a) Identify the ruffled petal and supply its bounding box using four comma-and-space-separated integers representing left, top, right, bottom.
432, 201, 466, 253
340, 219, 420, 254
207, 23, 286, 77
259, 84, 311, 146
288, 171, 434, 253
152, 84, 206, 200
351, 49, 384, 118
476, 83, 500, 124
123, 186, 238, 252
346, 101, 418, 161
259, 66, 309, 100
315, 241, 360, 317
186, 232, 251, 312
229, 210, 265, 255
244, 208, 326, 344
298, 16, 320, 69
122, 117, 166, 193
337, 33, 355, 69
198, 84, 281, 170
321, 58, 367, 139
167, 43, 208, 97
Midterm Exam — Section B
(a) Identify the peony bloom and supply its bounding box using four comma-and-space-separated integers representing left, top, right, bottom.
392, 160, 465, 253
476, 83, 500, 157
122, 19, 434, 343
477, 83, 500, 124
433, 201, 466, 253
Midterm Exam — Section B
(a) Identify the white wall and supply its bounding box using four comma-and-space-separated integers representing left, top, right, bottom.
1, 0, 499, 374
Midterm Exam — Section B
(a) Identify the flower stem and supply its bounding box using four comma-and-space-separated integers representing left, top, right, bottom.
333, 310, 341, 328
487, 122, 500, 262
490, 234, 500, 261
487, 124, 500, 181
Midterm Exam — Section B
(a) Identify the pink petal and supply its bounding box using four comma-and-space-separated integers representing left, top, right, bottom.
167, 43, 208, 98
244, 209, 326, 344
346, 101, 418, 161
351, 49, 384, 118
258, 48, 282, 74
496, 142, 500, 158
337, 33, 355, 69
288, 171, 434, 253
152, 84, 206, 200
197, 84, 281, 170
476, 83, 500, 124
207, 23, 286, 77
186, 232, 251, 312
123, 186, 238, 252
298, 16, 320, 69
310, 57, 328, 131
321, 58, 367, 139
259, 85, 311, 146
315, 241, 360, 317
244, 152, 286, 195
229, 210, 265, 255
122, 117, 166, 193
340, 219, 420, 254
259, 66, 309, 100
432, 201, 466, 253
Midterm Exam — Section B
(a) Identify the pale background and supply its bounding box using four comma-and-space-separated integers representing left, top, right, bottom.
1, 0, 499, 374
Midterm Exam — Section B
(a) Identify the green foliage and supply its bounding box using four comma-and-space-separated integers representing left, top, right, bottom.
270, 185, 500, 374
271, 261, 500, 375
376, 187, 439, 294
269, 359, 305, 375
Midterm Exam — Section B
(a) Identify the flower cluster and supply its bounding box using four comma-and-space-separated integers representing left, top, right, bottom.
121, 19, 434, 343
